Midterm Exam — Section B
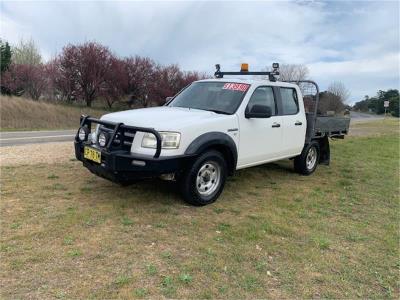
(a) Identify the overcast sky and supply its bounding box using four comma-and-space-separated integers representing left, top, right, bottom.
1, 0, 399, 103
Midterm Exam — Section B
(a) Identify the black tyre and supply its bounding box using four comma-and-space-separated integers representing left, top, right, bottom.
179, 150, 227, 206
294, 141, 320, 175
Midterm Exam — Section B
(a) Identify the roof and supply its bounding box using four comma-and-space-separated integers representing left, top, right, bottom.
197, 77, 299, 88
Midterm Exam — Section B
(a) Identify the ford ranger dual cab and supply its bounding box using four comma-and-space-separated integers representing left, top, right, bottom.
74, 64, 350, 206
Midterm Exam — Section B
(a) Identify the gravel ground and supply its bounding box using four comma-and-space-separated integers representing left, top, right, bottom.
0, 142, 75, 166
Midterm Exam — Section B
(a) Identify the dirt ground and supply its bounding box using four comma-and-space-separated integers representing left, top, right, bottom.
1, 142, 75, 166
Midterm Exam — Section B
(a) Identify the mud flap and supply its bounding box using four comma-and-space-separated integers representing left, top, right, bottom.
318, 136, 330, 165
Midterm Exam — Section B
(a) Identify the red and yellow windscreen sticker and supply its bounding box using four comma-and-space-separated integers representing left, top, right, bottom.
222, 83, 250, 92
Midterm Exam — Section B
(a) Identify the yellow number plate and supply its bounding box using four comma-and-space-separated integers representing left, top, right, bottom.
84, 147, 101, 163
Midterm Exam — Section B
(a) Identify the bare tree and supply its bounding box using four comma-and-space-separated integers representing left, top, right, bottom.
327, 81, 350, 104
278, 64, 309, 81
263, 63, 309, 81
12, 38, 42, 65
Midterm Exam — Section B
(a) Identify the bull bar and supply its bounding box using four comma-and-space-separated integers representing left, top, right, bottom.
75, 115, 162, 158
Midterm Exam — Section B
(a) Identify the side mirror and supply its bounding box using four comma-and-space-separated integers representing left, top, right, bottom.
165, 97, 173, 104
245, 104, 272, 118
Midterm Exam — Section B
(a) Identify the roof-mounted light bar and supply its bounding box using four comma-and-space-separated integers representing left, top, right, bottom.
214, 63, 280, 81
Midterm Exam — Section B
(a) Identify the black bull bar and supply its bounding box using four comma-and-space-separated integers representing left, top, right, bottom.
76, 115, 162, 158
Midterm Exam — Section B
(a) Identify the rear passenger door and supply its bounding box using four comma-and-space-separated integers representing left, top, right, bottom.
278, 87, 306, 156
238, 86, 283, 167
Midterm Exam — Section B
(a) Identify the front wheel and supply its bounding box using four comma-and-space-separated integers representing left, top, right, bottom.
294, 141, 320, 175
179, 150, 227, 206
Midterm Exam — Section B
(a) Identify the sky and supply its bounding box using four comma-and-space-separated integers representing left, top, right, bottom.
1, 0, 399, 103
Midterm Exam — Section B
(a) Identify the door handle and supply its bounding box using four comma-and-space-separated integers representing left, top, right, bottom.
272, 123, 281, 128
295, 121, 302, 126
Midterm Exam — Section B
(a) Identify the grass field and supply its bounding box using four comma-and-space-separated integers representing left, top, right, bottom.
0, 96, 109, 131
1, 119, 399, 299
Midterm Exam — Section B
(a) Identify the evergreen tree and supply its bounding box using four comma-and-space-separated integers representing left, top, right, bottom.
0, 39, 12, 73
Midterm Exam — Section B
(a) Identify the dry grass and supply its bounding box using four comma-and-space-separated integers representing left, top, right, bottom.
350, 117, 399, 137
0, 96, 108, 131
0, 119, 399, 299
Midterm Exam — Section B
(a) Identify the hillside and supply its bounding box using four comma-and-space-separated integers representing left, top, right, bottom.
0, 96, 110, 131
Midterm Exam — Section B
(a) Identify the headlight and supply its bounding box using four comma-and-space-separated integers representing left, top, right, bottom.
141, 132, 181, 149
78, 126, 88, 141
98, 132, 108, 147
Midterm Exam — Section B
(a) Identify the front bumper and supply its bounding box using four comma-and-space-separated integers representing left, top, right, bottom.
75, 142, 194, 183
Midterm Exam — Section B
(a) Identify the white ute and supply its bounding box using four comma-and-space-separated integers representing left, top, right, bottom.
75, 63, 350, 205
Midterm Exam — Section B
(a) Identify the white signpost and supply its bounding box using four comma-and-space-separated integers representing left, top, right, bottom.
384, 101, 389, 116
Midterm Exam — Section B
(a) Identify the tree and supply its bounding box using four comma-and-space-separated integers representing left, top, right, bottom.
0, 39, 12, 73
181, 70, 208, 86
328, 81, 350, 104
12, 38, 42, 65
376, 89, 399, 116
149, 64, 183, 105
124, 56, 156, 107
366, 89, 399, 115
43, 59, 65, 101
58, 42, 113, 106
123, 59, 206, 107
353, 95, 370, 112
263, 63, 309, 82
351, 89, 398, 117
0, 39, 214, 106
24, 64, 47, 100
318, 91, 345, 114
47, 57, 78, 102
101, 57, 129, 108
148, 65, 208, 106
315, 81, 350, 114
1, 63, 46, 100
1, 64, 25, 95
385, 89, 399, 117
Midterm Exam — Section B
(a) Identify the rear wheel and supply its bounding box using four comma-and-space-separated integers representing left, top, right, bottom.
179, 150, 227, 206
294, 141, 320, 175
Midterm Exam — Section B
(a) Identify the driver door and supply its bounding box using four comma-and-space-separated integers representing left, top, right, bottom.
238, 86, 283, 167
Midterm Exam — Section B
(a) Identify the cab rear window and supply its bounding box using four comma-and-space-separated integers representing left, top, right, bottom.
280, 87, 299, 115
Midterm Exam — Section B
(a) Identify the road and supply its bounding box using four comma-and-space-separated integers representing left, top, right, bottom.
350, 111, 384, 122
0, 130, 76, 147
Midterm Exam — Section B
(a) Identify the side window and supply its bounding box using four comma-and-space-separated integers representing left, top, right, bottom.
247, 86, 276, 115
281, 87, 299, 115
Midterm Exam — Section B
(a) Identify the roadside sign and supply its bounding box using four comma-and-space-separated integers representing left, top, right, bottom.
384, 101, 389, 108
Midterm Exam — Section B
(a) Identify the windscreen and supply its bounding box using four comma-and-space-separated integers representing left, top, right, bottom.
169, 81, 250, 114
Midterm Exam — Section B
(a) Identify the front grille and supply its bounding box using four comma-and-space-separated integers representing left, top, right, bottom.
97, 125, 135, 151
